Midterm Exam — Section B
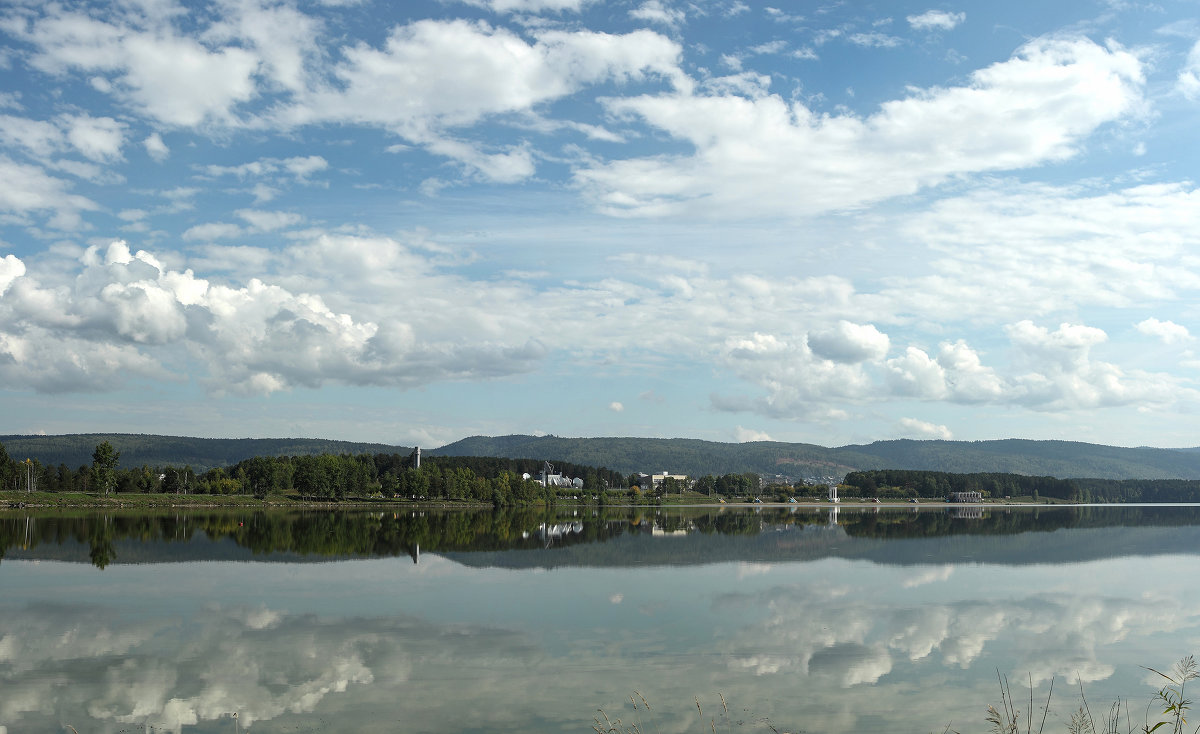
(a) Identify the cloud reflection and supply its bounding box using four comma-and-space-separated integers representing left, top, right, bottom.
716, 575, 1191, 686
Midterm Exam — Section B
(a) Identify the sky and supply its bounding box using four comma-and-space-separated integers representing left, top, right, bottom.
0, 0, 1198, 449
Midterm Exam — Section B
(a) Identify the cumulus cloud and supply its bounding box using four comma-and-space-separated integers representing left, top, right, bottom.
907, 10, 965, 31
575, 36, 1144, 218
608, 401, 624, 412
896, 417, 953, 440
735, 426, 773, 442
807, 321, 890, 363
20, 7, 259, 126
1137, 318, 1192, 344
715, 332, 877, 419
62, 114, 126, 162
1177, 40, 1200, 99
276, 20, 684, 180
886, 341, 1006, 403
143, 132, 169, 161
0, 237, 555, 395
0, 254, 25, 295
1005, 321, 1186, 410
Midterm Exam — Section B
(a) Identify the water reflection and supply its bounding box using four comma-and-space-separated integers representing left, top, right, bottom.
7, 505, 1200, 569
3, 506, 1200, 733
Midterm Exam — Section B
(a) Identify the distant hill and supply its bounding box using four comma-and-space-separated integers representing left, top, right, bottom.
5, 433, 1200, 481
428, 435, 879, 479
0, 434, 409, 473
841, 439, 1200, 479
431, 435, 1200, 481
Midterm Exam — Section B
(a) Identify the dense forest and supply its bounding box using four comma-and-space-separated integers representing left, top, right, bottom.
0, 437, 781, 505
0, 439, 630, 504
843, 469, 1200, 503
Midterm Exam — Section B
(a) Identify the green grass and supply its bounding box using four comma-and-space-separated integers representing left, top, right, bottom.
0, 490, 493, 509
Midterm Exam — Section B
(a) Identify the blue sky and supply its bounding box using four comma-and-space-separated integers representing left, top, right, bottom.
1, 0, 1198, 449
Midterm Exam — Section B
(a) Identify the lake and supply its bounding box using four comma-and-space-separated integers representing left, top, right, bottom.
3, 505, 1200, 733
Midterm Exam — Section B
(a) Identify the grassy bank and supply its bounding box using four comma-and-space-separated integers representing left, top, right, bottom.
0, 490, 496, 510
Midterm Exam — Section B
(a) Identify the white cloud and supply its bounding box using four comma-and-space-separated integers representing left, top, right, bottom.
182, 222, 245, 241
143, 132, 169, 161
608, 401, 624, 412
464, 0, 594, 12
282, 155, 328, 179
848, 32, 902, 48
204, 0, 323, 94
276, 20, 683, 181
1005, 321, 1187, 410
0, 156, 98, 229
734, 426, 772, 442
0, 237, 555, 395
62, 113, 125, 162
0, 112, 124, 165
576, 37, 1144, 218
907, 10, 965, 31
896, 417, 953, 440
1136, 318, 1192, 344
0, 114, 62, 158
235, 209, 304, 231
807, 321, 890, 363
22, 8, 260, 126
1006, 320, 1108, 372
0, 254, 25, 295
1177, 40, 1200, 99
204, 155, 329, 182
630, 1, 686, 28
716, 332, 877, 419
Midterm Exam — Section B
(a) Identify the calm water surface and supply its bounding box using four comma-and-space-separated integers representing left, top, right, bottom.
3, 505, 1200, 733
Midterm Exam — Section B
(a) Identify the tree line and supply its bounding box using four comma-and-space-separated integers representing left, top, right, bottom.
8, 438, 1200, 505
842, 469, 1200, 503
0, 440, 628, 505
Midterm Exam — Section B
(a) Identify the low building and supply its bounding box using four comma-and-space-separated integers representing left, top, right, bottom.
649, 472, 688, 489
949, 491, 983, 503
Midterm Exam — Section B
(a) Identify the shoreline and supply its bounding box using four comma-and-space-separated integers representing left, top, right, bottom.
0, 489, 1076, 511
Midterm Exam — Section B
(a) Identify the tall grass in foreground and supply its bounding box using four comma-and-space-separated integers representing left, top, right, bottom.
987, 656, 1199, 734
593, 657, 1200, 734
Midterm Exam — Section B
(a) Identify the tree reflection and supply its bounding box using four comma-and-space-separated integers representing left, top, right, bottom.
4, 505, 1200, 569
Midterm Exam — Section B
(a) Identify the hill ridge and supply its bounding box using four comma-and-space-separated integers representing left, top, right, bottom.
3, 433, 1199, 480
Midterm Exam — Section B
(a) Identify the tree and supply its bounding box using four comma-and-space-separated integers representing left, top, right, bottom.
0, 442, 16, 491
91, 441, 120, 496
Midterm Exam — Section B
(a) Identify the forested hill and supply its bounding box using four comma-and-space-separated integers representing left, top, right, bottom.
5, 433, 1200, 480
839, 439, 1200, 479
429, 435, 881, 479
432, 435, 1200, 480
0, 434, 408, 473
